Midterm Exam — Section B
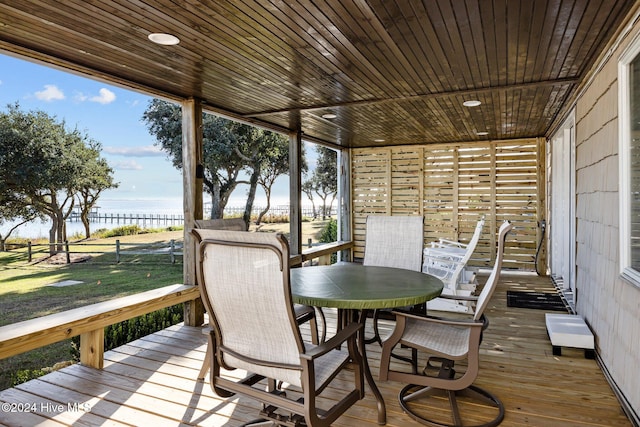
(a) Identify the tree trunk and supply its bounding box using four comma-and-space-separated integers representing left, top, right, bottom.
243, 166, 260, 228
256, 187, 272, 225
210, 183, 224, 219
56, 210, 65, 252
48, 214, 57, 255
82, 214, 91, 238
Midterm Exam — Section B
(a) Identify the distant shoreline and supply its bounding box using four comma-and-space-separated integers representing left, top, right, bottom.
2, 203, 332, 240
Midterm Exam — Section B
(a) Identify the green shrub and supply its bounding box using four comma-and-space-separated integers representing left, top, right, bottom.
101, 225, 143, 238
10, 368, 47, 387
319, 219, 338, 264
70, 304, 184, 361
319, 218, 337, 243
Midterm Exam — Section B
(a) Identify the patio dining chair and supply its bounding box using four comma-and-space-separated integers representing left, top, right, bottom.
362, 215, 425, 344
379, 220, 512, 427
193, 229, 364, 427
423, 217, 485, 313
193, 219, 323, 383
422, 216, 485, 285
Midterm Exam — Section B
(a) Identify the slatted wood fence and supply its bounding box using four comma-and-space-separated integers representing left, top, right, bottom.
351, 138, 546, 270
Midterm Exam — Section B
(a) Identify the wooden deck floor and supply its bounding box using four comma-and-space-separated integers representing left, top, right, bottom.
0, 271, 632, 426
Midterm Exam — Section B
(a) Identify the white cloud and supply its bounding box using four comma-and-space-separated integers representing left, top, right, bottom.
104, 145, 164, 157
73, 88, 116, 104
113, 160, 143, 170
34, 84, 65, 102
90, 88, 116, 104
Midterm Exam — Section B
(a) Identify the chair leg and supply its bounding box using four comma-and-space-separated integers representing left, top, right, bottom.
198, 343, 211, 381
308, 307, 327, 344
398, 384, 505, 427
309, 315, 319, 345
239, 419, 275, 426
316, 307, 327, 343
364, 309, 382, 345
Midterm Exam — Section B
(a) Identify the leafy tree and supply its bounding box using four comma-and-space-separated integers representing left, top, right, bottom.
303, 146, 337, 220
255, 135, 307, 225
302, 179, 318, 219
0, 103, 117, 252
142, 99, 297, 224
76, 141, 118, 238
0, 188, 41, 251
0, 106, 46, 249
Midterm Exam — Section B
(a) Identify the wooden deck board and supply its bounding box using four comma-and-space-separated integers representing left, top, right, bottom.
0, 271, 632, 426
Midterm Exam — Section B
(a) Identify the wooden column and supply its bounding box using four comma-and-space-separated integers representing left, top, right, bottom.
289, 130, 303, 256
536, 136, 548, 273
338, 147, 352, 262
182, 97, 204, 326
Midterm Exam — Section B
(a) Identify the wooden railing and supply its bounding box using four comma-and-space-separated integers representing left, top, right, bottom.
0, 284, 200, 369
290, 240, 354, 267
0, 241, 352, 373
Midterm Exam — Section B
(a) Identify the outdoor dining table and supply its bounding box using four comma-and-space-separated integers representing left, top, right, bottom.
290, 262, 444, 425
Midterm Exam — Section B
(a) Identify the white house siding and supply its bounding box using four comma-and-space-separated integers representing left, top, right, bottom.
574, 14, 640, 419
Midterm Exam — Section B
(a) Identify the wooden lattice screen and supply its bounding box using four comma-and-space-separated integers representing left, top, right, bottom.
351, 138, 545, 270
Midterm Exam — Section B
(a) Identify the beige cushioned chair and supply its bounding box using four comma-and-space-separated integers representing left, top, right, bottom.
193, 229, 364, 426
362, 215, 425, 344
379, 221, 512, 427
194, 218, 324, 381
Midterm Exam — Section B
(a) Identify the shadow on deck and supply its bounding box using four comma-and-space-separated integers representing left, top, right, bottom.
0, 271, 631, 426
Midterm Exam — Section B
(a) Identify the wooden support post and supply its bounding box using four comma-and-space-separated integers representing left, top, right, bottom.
319, 254, 332, 265
182, 97, 205, 326
289, 129, 303, 256
536, 137, 548, 272
338, 148, 352, 262
80, 329, 104, 369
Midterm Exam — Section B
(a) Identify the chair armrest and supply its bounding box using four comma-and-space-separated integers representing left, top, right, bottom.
423, 253, 465, 267
436, 238, 468, 248
392, 310, 482, 329
437, 293, 478, 302
301, 322, 362, 360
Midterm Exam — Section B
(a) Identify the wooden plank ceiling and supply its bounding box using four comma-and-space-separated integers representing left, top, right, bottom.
0, 0, 634, 148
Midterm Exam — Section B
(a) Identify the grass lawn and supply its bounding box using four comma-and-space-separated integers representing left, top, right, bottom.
0, 229, 185, 390
0, 218, 331, 390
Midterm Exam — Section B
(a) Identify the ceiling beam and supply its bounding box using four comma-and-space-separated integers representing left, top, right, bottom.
243, 78, 579, 118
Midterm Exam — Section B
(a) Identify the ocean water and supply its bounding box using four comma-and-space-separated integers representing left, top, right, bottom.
1, 195, 302, 240
1, 197, 185, 240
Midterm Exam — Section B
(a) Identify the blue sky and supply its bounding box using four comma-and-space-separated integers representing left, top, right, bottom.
0, 53, 294, 210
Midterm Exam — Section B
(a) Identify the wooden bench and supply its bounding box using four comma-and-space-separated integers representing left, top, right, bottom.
0, 284, 200, 369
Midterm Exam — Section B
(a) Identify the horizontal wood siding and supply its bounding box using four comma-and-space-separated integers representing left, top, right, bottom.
352, 138, 542, 269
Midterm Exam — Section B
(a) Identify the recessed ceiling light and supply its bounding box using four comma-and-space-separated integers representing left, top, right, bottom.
476, 131, 489, 136
463, 100, 481, 107
322, 113, 337, 119
374, 138, 385, 143
148, 33, 180, 46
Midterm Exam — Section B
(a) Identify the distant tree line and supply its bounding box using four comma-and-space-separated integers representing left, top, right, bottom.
142, 99, 338, 226
0, 103, 117, 252
0, 100, 339, 252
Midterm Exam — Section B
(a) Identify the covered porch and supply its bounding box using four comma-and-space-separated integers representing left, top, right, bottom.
0, 272, 629, 426
1, 0, 640, 425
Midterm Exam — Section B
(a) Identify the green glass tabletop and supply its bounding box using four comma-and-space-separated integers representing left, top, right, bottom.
290, 263, 444, 310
